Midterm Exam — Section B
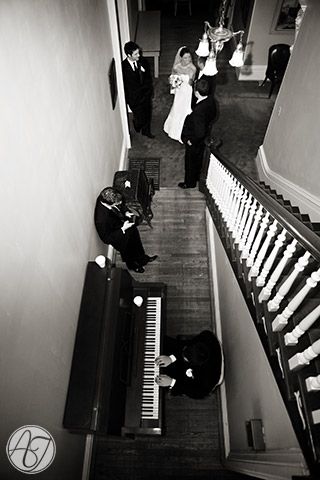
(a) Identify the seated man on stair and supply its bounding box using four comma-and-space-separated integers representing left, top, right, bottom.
94, 187, 158, 273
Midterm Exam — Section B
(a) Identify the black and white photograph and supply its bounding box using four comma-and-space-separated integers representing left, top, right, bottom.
271, 0, 301, 32
1, 1, 319, 479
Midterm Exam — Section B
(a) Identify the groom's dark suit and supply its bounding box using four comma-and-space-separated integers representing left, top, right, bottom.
121, 56, 153, 135
191, 71, 216, 109
181, 95, 216, 187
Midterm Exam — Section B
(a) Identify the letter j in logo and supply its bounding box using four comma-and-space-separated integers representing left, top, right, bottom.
6, 425, 56, 474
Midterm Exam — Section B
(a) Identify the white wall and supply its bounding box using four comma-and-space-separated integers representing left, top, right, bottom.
256, 0, 320, 221
240, 0, 295, 80
0, 1, 128, 478
207, 214, 308, 479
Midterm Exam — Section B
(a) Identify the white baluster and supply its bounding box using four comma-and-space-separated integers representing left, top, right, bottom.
273, 266, 320, 332
259, 239, 297, 302
267, 251, 311, 312
241, 204, 263, 260
311, 410, 320, 425
217, 167, 229, 214
232, 189, 248, 239
208, 156, 221, 201
225, 180, 240, 228
223, 178, 237, 225
256, 228, 287, 287
235, 193, 252, 244
246, 212, 270, 267
228, 184, 244, 235
208, 158, 221, 204
206, 159, 214, 194
288, 338, 320, 371
218, 171, 228, 213
238, 198, 257, 252
284, 304, 320, 345
249, 220, 278, 280
293, 391, 306, 429
306, 374, 320, 392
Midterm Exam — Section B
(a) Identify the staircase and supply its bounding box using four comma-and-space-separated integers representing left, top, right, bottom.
200, 148, 320, 479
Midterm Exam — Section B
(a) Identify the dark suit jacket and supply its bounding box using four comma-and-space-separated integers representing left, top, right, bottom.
94, 200, 131, 253
165, 330, 223, 399
121, 57, 153, 109
181, 95, 217, 146
191, 72, 217, 108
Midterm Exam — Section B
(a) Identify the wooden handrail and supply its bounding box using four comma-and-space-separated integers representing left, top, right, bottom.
207, 147, 320, 261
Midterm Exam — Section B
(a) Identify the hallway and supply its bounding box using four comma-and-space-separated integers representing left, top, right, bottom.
128, 4, 275, 183
92, 189, 222, 480
90, 5, 275, 479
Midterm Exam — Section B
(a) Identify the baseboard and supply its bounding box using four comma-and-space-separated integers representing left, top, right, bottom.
206, 210, 230, 458
225, 450, 309, 480
256, 145, 320, 222
119, 139, 129, 171
239, 64, 266, 81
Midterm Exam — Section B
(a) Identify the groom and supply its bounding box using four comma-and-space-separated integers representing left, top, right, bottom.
178, 78, 217, 189
121, 41, 155, 139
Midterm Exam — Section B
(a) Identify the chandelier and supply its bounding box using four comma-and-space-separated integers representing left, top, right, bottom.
195, 0, 245, 76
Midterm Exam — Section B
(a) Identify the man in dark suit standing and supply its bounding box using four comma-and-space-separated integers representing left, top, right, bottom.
155, 330, 224, 399
178, 78, 217, 189
94, 187, 157, 273
122, 41, 155, 139
191, 56, 217, 109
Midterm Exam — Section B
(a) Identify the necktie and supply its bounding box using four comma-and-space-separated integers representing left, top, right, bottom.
134, 62, 138, 72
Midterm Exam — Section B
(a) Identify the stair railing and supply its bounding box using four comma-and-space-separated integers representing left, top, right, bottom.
200, 149, 320, 478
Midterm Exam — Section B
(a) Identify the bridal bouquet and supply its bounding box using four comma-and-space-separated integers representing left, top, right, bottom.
169, 74, 183, 94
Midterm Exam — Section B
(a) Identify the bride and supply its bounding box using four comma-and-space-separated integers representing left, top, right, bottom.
164, 46, 196, 143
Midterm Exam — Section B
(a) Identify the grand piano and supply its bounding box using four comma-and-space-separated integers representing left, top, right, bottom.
63, 260, 166, 437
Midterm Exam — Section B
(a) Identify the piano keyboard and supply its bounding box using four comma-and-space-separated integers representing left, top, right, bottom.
141, 297, 161, 420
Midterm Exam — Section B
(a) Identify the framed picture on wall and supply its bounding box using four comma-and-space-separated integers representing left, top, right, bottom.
271, 0, 300, 32
109, 58, 118, 110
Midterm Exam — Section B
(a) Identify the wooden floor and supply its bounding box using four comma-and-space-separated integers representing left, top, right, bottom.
90, 189, 223, 479
90, 5, 273, 478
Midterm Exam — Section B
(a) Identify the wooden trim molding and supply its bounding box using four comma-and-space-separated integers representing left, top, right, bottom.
206, 210, 230, 458
225, 449, 309, 480
256, 145, 320, 222
238, 64, 266, 81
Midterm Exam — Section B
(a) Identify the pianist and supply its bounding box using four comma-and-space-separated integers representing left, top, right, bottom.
155, 330, 224, 399
94, 187, 157, 273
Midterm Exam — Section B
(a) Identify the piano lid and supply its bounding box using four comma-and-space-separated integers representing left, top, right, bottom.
63, 261, 135, 434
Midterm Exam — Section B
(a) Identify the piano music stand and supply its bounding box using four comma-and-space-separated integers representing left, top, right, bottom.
113, 169, 154, 228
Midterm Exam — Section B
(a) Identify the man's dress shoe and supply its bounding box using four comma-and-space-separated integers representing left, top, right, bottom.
133, 266, 145, 273
142, 132, 155, 139
147, 255, 158, 263
178, 182, 195, 189
133, 121, 141, 133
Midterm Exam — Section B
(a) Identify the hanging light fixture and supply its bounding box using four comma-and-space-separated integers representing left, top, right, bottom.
195, 0, 245, 76
229, 34, 245, 67
202, 44, 218, 76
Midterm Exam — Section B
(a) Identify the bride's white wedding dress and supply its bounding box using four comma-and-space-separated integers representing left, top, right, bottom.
163, 72, 193, 142
163, 48, 196, 143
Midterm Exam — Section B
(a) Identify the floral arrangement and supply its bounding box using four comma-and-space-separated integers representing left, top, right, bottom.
169, 74, 183, 94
